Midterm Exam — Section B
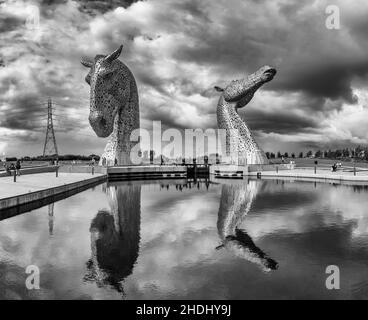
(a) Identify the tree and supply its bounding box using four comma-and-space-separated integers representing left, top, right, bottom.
306, 150, 313, 158
291, 153, 295, 158
88, 154, 100, 161
299, 152, 303, 158
284, 152, 289, 158
315, 150, 322, 158
265, 152, 270, 159
277, 151, 282, 158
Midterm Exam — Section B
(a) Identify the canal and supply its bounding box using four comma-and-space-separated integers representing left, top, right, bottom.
1, 178, 368, 299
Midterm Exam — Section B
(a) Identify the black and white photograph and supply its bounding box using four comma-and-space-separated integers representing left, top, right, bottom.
0, 0, 368, 307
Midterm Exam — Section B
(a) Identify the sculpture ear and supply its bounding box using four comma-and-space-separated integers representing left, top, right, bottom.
105, 45, 123, 63
81, 58, 93, 68
214, 86, 224, 92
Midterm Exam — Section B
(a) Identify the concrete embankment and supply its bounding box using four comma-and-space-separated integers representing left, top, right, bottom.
59, 165, 106, 174
0, 164, 105, 178
0, 165, 187, 212
210, 165, 368, 184
247, 168, 368, 183
0, 172, 107, 211
107, 165, 186, 181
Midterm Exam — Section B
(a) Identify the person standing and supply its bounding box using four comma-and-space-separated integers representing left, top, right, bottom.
9, 163, 15, 175
5, 163, 11, 175
15, 160, 21, 176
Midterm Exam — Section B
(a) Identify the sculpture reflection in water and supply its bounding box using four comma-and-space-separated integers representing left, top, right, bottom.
84, 184, 141, 294
48, 203, 54, 236
216, 180, 278, 272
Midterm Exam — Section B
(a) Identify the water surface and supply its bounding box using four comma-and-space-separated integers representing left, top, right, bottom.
1, 178, 368, 299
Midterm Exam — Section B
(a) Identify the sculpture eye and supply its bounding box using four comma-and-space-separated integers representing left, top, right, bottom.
103, 71, 113, 79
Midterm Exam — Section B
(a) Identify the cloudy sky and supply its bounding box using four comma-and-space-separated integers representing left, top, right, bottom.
1, 0, 368, 157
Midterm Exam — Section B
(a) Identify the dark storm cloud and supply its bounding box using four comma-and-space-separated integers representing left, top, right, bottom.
142, 106, 188, 130
0, 89, 79, 133
37, 0, 137, 11
244, 109, 319, 135
0, 57, 88, 134
269, 56, 368, 104
75, 0, 137, 14
170, 0, 368, 105
0, 94, 47, 130
0, 14, 23, 32
134, 68, 170, 96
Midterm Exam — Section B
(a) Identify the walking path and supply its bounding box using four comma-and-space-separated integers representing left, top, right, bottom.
247, 168, 368, 182
0, 172, 105, 199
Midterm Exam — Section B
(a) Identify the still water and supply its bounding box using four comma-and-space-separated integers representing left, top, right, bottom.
1, 178, 368, 300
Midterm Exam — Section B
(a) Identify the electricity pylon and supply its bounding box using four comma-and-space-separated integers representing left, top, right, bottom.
42, 98, 58, 158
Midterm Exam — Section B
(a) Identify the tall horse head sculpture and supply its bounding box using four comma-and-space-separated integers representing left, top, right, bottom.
81, 45, 140, 165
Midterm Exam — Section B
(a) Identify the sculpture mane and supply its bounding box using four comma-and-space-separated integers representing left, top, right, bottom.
81, 45, 139, 166
215, 66, 276, 165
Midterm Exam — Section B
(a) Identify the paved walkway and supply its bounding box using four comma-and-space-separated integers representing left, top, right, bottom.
0, 172, 104, 199
248, 168, 368, 182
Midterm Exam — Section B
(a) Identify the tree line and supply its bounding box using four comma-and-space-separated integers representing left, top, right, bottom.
265, 146, 368, 161
4, 154, 100, 162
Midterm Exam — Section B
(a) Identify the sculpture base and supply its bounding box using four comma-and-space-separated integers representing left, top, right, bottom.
224, 150, 269, 165
99, 150, 133, 166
